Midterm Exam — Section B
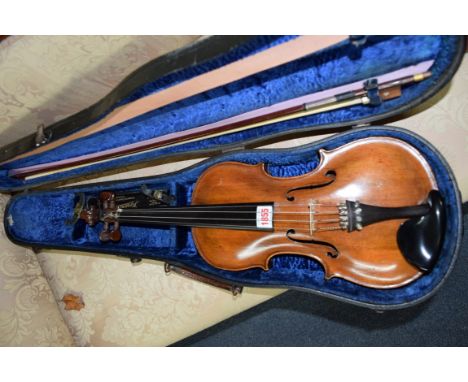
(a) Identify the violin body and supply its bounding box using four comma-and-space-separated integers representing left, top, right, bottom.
191, 137, 437, 289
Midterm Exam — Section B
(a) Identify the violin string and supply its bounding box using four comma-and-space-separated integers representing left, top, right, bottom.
118, 210, 340, 215
117, 205, 342, 214
313, 218, 341, 223
111, 202, 344, 214
314, 226, 343, 232
116, 218, 342, 233
101, 201, 349, 228
117, 215, 342, 224
275, 203, 342, 207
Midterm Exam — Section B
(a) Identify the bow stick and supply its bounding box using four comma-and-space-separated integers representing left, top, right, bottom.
9, 64, 432, 181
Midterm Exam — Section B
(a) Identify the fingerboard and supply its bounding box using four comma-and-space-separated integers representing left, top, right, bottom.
117, 203, 274, 231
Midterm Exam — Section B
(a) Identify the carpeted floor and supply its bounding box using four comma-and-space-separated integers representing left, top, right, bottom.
173, 209, 468, 346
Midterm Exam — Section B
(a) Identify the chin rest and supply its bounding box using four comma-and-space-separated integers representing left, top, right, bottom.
397, 190, 446, 272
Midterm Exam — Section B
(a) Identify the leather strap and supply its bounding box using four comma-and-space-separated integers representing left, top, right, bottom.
164, 263, 243, 296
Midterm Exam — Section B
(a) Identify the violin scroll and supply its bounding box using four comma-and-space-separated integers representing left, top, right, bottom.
97, 191, 122, 242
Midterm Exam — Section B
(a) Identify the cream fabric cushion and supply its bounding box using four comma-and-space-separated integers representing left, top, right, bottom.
0, 194, 73, 346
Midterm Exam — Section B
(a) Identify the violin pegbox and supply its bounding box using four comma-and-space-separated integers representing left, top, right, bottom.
79, 191, 122, 242
98, 191, 122, 242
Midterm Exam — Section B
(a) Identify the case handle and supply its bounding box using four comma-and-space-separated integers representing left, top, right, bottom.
164, 263, 243, 296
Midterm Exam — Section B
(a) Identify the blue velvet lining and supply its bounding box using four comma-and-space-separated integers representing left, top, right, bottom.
0, 36, 461, 191
115, 36, 298, 108
4, 127, 461, 307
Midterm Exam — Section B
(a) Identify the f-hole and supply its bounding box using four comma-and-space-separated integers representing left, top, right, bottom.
286, 229, 339, 258
285, 170, 337, 201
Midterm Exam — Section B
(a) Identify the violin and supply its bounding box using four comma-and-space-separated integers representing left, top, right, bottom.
79, 137, 446, 289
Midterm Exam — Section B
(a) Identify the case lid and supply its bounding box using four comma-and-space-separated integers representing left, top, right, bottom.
0, 35, 465, 192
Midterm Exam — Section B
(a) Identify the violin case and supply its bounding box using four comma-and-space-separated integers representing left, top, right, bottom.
1, 35, 465, 310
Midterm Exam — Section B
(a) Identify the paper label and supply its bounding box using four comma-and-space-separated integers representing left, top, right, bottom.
256, 206, 273, 229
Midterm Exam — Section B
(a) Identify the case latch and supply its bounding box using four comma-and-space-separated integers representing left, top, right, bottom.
349, 35, 368, 47
164, 263, 243, 296
348, 35, 368, 59
35, 124, 52, 147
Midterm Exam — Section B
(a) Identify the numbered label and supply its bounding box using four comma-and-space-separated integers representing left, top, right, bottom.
256, 206, 273, 229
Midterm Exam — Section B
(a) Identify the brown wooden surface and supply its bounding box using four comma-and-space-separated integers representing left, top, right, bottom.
191, 137, 437, 289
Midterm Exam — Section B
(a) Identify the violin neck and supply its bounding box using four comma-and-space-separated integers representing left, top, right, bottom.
116, 203, 274, 231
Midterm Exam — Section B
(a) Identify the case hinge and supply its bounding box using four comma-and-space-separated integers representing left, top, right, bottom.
348, 35, 368, 59
164, 262, 243, 296
349, 35, 368, 48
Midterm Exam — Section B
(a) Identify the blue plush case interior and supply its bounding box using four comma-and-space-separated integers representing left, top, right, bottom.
1, 36, 464, 308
